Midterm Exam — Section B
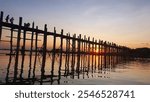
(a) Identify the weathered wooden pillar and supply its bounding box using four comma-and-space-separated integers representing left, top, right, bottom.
83, 35, 86, 70
41, 24, 47, 82
20, 23, 27, 79
65, 33, 68, 74
68, 34, 70, 71
85, 36, 88, 70
80, 39, 83, 70
28, 22, 35, 78
58, 29, 63, 83
76, 34, 81, 72
91, 38, 94, 71
65, 33, 70, 76
0, 11, 3, 41
108, 43, 111, 67
29, 23, 34, 64
50, 27, 57, 84
98, 40, 101, 70
104, 41, 107, 68
10, 19, 14, 55
71, 34, 76, 72
101, 41, 103, 69
95, 40, 97, 70
14, 17, 22, 82
33, 26, 38, 79
87, 37, 90, 71
73, 34, 76, 69
51, 27, 56, 78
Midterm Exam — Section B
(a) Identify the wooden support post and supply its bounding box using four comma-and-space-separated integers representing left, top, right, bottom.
98, 40, 101, 70
53, 27, 56, 54
101, 41, 103, 69
108, 43, 111, 67
41, 24, 47, 82
85, 36, 87, 71
10, 19, 14, 55
33, 26, 38, 79
14, 17, 22, 82
20, 23, 27, 79
104, 41, 107, 68
64, 33, 70, 76
87, 37, 90, 71
58, 29, 63, 84
73, 34, 76, 70
71, 34, 76, 72
65, 33, 68, 75
28, 22, 34, 78
85, 36, 88, 71
83, 35, 86, 70
95, 40, 97, 70
29, 22, 34, 62
0, 11, 3, 41
82, 38, 84, 70
22, 24, 26, 55
76, 34, 81, 73
59, 29, 63, 68
50, 27, 56, 84
91, 38, 94, 71
68, 34, 70, 71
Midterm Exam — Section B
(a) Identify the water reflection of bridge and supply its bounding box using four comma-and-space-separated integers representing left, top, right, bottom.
0, 11, 130, 85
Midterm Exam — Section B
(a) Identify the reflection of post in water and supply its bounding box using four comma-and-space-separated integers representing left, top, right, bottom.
20, 23, 27, 80
28, 22, 34, 78
5, 55, 13, 84
40, 24, 47, 84
13, 17, 22, 82
32, 26, 38, 80
58, 29, 63, 84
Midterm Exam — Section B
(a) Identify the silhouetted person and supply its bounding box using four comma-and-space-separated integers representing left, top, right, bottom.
27, 23, 30, 27
25, 23, 30, 27
5, 15, 9, 23
10, 17, 14, 24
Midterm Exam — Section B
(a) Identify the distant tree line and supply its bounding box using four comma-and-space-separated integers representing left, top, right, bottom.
129, 48, 150, 58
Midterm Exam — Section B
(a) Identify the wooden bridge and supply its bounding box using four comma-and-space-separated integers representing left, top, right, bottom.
0, 11, 131, 84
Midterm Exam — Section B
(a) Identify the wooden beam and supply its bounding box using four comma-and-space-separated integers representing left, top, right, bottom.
0, 11, 3, 40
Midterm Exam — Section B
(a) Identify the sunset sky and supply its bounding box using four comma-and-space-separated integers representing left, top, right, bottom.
0, 0, 150, 48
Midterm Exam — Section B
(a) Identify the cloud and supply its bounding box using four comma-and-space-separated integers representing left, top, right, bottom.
83, 6, 100, 16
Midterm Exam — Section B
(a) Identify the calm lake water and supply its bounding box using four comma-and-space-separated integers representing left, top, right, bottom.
0, 55, 150, 85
